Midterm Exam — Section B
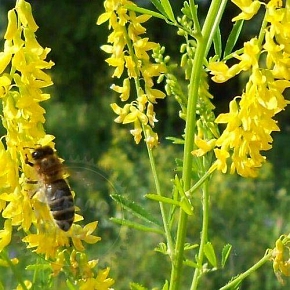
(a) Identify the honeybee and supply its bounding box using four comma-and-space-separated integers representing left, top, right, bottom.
25, 145, 75, 231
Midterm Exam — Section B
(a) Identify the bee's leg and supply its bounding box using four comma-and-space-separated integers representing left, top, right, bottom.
25, 154, 34, 167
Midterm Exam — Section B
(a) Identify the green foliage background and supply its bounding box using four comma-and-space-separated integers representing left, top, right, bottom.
1, 1, 290, 289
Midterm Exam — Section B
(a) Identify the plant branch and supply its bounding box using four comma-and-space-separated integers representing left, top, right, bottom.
219, 250, 273, 290
169, 1, 228, 289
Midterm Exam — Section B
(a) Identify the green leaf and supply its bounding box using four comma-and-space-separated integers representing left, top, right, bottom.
174, 175, 194, 215
110, 217, 164, 235
150, 0, 175, 22
111, 194, 161, 226
125, 4, 166, 20
160, 0, 175, 22
130, 282, 147, 290
204, 242, 217, 268
166, 136, 185, 144
145, 193, 180, 206
180, 198, 193, 215
150, 0, 167, 17
221, 243, 232, 268
224, 20, 244, 58
183, 259, 199, 268
66, 279, 76, 290
162, 280, 169, 290
25, 264, 51, 271
184, 243, 199, 251
213, 26, 222, 59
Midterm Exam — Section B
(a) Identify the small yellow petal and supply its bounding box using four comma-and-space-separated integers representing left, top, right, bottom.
16, 0, 39, 31
4, 10, 18, 40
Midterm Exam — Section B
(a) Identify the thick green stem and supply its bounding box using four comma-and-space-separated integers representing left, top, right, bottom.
169, 1, 227, 289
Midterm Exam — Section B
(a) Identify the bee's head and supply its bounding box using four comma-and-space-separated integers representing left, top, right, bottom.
32, 146, 54, 160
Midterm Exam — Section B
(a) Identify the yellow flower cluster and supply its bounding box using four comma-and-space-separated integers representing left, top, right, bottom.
51, 250, 114, 290
0, 1, 114, 288
201, 1, 290, 177
97, 0, 166, 148
272, 236, 290, 284
0, 0, 56, 249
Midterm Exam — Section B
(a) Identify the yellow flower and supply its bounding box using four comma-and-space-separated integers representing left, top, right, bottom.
111, 77, 130, 101
207, 2, 290, 177
272, 236, 290, 283
0, 220, 12, 252
16, 280, 32, 290
231, 0, 261, 21
212, 67, 290, 177
98, 0, 166, 148
192, 136, 216, 157
78, 268, 114, 290
208, 38, 260, 83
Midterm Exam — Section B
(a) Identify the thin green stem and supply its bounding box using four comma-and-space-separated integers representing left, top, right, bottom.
219, 250, 273, 290
186, 168, 214, 196
1, 251, 28, 290
124, 26, 175, 259
257, 10, 268, 48
190, 177, 210, 290
145, 142, 175, 259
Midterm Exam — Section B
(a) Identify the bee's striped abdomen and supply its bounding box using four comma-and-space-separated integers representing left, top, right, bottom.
46, 179, 74, 231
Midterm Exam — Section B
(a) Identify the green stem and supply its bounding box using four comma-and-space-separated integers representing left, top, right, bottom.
1, 251, 28, 290
186, 168, 214, 195
219, 250, 273, 290
169, 1, 227, 289
190, 178, 210, 290
145, 142, 175, 259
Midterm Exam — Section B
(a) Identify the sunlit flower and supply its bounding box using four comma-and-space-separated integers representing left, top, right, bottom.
16, 280, 32, 290
192, 136, 216, 157
272, 236, 290, 284
98, 0, 167, 148
0, 220, 12, 252
0, 1, 114, 288
206, 2, 290, 177
231, 0, 261, 21
78, 268, 114, 290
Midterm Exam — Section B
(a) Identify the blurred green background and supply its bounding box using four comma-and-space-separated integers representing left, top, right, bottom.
1, 0, 290, 289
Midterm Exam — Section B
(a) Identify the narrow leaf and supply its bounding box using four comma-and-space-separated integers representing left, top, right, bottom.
111, 194, 161, 226
26, 264, 50, 271
66, 279, 76, 290
221, 243, 232, 268
130, 282, 147, 290
204, 242, 217, 268
175, 175, 193, 215
224, 20, 244, 58
145, 193, 180, 206
125, 4, 166, 20
213, 26, 222, 59
166, 136, 185, 144
184, 243, 199, 251
110, 217, 164, 235
150, 0, 167, 16
162, 280, 169, 290
183, 259, 199, 268
180, 198, 194, 215
160, 0, 175, 22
